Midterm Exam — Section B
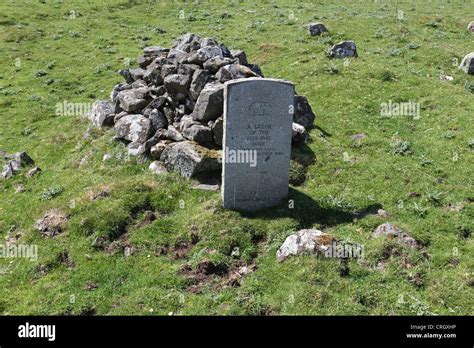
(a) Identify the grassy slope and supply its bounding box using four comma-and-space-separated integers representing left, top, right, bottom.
0, 0, 472, 315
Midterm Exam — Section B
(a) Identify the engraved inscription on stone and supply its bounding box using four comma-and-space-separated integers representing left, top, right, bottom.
222, 78, 294, 211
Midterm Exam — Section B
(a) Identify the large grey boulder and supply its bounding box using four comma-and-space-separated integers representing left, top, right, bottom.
160, 141, 221, 179
191, 83, 224, 121
164, 74, 191, 101
118, 87, 150, 113
114, 114, 152, 143
329, 41, 358, 58
276, 229, 333, 262
459, 52, 474, 75
294, 95, 316, 129
306, 22, 327, 36
87, 100, 115, 127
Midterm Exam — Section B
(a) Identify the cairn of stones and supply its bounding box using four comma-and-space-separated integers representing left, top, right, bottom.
87, 33, 315, 179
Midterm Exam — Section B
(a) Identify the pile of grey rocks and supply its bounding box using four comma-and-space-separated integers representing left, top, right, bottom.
1, 150, 39, 179
87, 33, 316, 179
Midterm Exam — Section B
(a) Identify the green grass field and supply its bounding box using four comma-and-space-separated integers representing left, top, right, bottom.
0, 0, 472, 315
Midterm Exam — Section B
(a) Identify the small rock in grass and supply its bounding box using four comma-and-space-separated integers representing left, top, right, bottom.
276, 229, 334, 262
372, 222, 420, 248
35, 210, 68, 237
149, 161, 168, 175
26, 167, 41, 178
329, 41, 358, 58
306, 22, 328, 36
468, 21, 474, 33
459, 52, 474, 75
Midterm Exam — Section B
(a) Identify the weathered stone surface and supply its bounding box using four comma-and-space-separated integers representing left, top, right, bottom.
143, 46, 168, 57
329, 41, 358, 58
191, 83, 224, 121
118, 88, 149, 113
230, 50, 248, 65
164, 74, 191, 101
88, 100, 115, 127
372, 223, 420, 248
129, 68, 146, 81
188, 46, 223, 66
148, 108, 168, 130
182, 124, 214, 144
200, 37, 218, 47
149, 161, 168, 175
246, 63, 264, 77
468, 21, 474, 32
294, 95, 316, 129
306, 22, 327, 36
189, 69, 210, 100
172, 33, 200, 53
177, 63, 199, 77
192, 183, 219, 191
220, 43, 232, 58
110, 83, 132, 102
12, 152, 34, 166
211, 116, 223, 146
126, 142, 147, 157
1, 163, 13, 179
137, 55, 154, 69
167, 48, 189, 64
150, 140, 171, 160
215, 64, 257, 83
276, 229, 333, 262
459, 52, 474, 75
26, 167, 41, 178
155, 125, 185, 142
160, 141, 221, 179
160, 64, 177, 80
292, 122, 308, 144
222, 78, 294, 211
114, 111, 128, 124
203, 56, 234, 74
114, 114, 152, 143
35, 210, 68, 238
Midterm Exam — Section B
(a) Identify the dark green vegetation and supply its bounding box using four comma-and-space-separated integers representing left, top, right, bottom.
0, 0, 472, 315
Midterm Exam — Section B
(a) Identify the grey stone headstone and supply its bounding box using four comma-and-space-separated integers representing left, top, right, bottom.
222, 77, 294, 211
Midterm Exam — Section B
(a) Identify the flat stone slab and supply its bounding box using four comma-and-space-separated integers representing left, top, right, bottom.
222, 78, 294, 211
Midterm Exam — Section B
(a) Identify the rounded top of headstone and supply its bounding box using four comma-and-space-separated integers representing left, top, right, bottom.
224, 77, 294, 87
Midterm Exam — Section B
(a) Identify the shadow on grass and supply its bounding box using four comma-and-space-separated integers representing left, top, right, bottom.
238, 187, 382, 229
